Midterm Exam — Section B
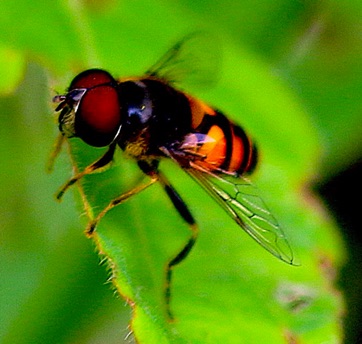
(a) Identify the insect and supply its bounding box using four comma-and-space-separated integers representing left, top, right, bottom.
51, 33, 295, 319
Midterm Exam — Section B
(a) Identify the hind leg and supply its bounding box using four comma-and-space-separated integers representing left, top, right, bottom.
158, 172, 199, 320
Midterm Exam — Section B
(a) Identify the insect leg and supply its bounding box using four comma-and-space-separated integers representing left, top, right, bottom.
85, 176, 158, 236
47, 133, 66, 173
56, 143, 117, 200
157, 172, 199, 320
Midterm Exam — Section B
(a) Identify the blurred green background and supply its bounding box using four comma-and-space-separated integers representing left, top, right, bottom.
0, 0, 361, 343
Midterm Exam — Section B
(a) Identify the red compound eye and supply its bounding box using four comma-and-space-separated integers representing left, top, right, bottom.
70, 69, 121, 147
70, 68, 114, 89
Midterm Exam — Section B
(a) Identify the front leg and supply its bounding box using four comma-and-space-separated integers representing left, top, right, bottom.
56, 143, 117, 200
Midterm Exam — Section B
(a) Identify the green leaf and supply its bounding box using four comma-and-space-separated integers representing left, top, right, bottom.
63, 43, 343, 341
0, 44, 25, 95
0, 0, 347, 343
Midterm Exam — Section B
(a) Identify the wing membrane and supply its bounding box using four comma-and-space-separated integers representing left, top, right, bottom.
145, 32, 221, 89
186, 168, 296, 265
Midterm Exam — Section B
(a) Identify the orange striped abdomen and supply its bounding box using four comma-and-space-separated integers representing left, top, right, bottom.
185, 98, 257, 176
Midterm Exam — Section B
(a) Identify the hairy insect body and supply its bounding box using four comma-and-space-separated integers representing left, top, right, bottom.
52, 34, 295, 320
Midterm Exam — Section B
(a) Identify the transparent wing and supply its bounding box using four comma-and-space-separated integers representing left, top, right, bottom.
186, 168, 296, 265
145, 32, 221, 89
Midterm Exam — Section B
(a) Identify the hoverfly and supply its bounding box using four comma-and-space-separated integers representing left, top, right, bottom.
51, 33, 295, 319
